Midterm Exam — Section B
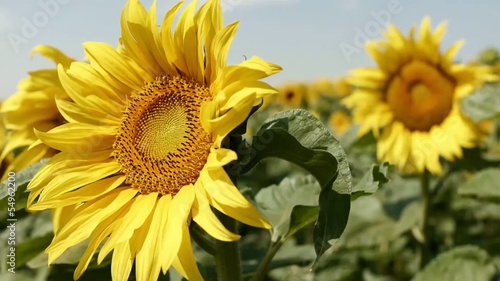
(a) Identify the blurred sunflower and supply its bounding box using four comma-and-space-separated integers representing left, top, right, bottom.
277, 82, 307, 107
0, 46, 74, 181
0, 105, 11, 176
328, 111, 352, 137
332, 77, 352, 98
343, 17, 496, 174
27, 0, 280, 280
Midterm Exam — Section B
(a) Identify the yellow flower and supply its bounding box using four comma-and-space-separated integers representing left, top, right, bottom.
328, 111, 352, 137
333, 77, 353, 98
343, 17, 496, 175
0, 46, 74, 181
277, 82, 307, 107
308, 77, 352, 102
26, 0, 280, 280
308, 79, 334, 102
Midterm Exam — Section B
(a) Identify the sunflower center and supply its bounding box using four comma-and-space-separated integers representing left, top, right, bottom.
113, 75, 213, 195
387, 60, 454, 131
285, 91, 295, 100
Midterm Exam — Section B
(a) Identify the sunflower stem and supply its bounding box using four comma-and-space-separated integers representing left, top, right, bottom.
420, 169, 431, 268
214, 211, 242, 281
251, 240, 284, 281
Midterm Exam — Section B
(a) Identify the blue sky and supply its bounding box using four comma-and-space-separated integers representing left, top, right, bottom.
1, 0, 500, 99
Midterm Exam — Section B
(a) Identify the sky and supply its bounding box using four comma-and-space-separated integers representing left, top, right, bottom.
1, 0, 500, 99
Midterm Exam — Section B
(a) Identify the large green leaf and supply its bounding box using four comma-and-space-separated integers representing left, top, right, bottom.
255, 175, 320, 242
411, 246, 496, 281
0, 159, 48, 212
244, 109, 351, 263
462, 85, 500, 122
458, 168, 500, 199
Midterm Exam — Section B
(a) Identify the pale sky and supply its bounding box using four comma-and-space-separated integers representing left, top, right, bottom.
1, 0, 500, 99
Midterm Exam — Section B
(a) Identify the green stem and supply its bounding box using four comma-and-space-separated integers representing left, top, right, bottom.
251, 240, 284, 281
420, 170, 431, 268
214, 211, 242, 281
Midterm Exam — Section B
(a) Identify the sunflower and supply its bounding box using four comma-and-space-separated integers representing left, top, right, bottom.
26, 0, 280, 280
308, 77, 352, 104
0, 46, 74, 180
277, 82, 307, 107
328, 111, 352, 137
343, 17, 496, 175
308, 78, 334, 103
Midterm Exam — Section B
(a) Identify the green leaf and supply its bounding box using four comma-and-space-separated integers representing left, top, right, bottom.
339, 196, 398, 248
288, 205, 319, 239
255, 176, 320, 242
458, 168, 500, 199
462, 85, 500, 122
15, 232, 53, 268
351, 163, 391, 200
244, 109, 351, 263
452, 148, 500, 172
411, 246, 496, 281
0, 159, 48, 212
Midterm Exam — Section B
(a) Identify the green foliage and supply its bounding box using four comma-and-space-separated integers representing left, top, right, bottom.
462, 84, 500, 122
0, 159, 48, 212
411, 246, 497, 281
243, 109, 351, 265
255, 175, 320, 242
458, 168, 500, 199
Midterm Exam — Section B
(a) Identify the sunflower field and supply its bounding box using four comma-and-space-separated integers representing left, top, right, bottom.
1, 1, 500, 281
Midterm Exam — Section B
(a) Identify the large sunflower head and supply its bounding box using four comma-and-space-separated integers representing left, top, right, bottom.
27, 0, 281, 280
343, 17, 496, 175
0, 46, 74, 180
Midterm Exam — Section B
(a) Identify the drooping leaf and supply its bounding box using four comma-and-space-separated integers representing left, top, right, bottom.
242, 109, 351, 263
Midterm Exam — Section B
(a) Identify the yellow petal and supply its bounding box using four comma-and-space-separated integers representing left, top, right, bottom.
46, 188, 138, 264
111, 241, 134, 281
201, 167, 271, 229
136, 195, 171, 281
171, 223, 204, 281
192, 184, 240, 241
34, 123, 116, 154
160, 184, 195, 273
99, 193, 158, 263
30, 45, 75, 68
204, 148, 237, 170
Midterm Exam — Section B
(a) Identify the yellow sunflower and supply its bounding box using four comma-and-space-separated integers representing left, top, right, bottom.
308, 78, 334, 103
277, 82, 307, 107
27, 0, 280, 280
328, 111, 352, 137
343, 17, 496, 175
308, 77, 352, 102
0, 45, 74, 180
